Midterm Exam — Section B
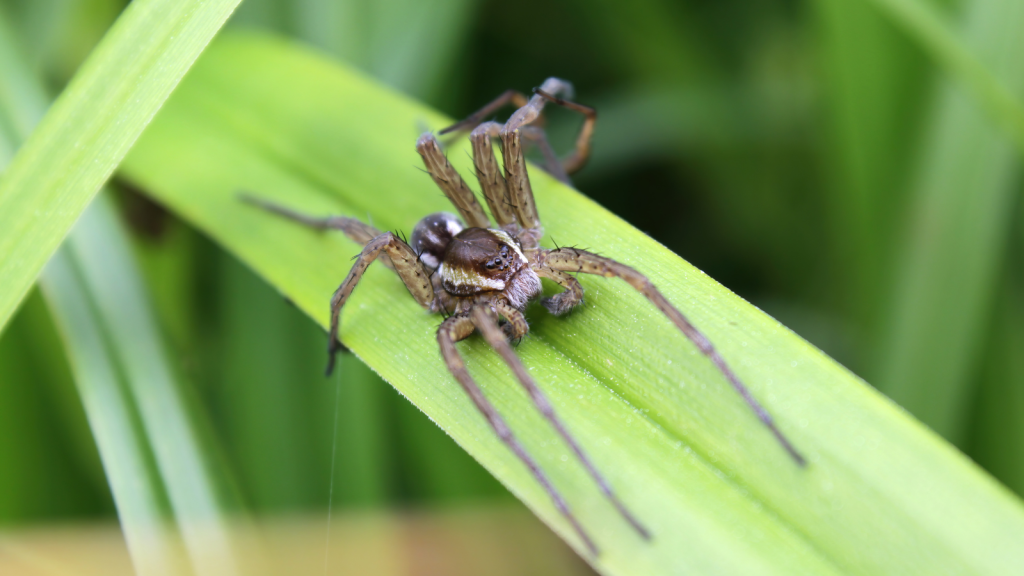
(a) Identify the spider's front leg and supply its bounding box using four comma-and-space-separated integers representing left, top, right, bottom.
326, 231, 433, 375
436, 312, 599, 555
416, 134, 491, 229
499, 78, 597, 247
535, 247, 807, 466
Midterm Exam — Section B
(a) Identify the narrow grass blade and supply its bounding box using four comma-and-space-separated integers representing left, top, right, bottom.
812, 0, 929, 339
120, 34, 1024, 574
0, 12, 240, 574
874, 0, 1024, 441
967, 275, 1024, 496
68, 194, 241, 576
40, 236, 187, 576
861, 0, 1024, 155
292, 0, 480, 100
0, 290, 109, 523
0, 0, 242, 334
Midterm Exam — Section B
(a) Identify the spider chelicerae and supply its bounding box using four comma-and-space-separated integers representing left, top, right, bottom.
243, 78, 805, 555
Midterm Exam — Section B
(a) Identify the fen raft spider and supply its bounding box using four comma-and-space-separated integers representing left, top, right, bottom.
243, 78, 805, 556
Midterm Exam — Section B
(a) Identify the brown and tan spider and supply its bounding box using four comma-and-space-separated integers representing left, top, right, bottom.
243, 78, 804, 555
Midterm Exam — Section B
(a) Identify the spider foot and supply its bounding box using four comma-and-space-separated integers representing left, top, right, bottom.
500, 321, 526, 347
541, 293, 581, 316
324, 339, 350, 377
501, 321, 516, 340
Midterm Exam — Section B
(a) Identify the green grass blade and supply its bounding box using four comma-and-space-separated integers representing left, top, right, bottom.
812, 0, 928, 337
0, 289, 109, 524
0, 12, 239, 572
874, 0, 1024, 441
67, 194, 240, 576
862, 0, 1024, 154
968, 276, 1024, 496
40, 211, 188, 576
0, 0, 242, 335
120, 33, 1024, 574
291, 0, 480, 100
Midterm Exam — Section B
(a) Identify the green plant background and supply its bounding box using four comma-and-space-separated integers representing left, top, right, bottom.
1, 0, 1023, 574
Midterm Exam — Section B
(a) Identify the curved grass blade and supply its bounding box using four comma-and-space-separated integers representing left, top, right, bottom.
41, 228, 189, 576
120, 33, 1024, 574
0, 0, 242, 335
862, 0, 1024, 154
65, 194, 241, 576
0, 12, 240, 575
874, 0, 1024, 441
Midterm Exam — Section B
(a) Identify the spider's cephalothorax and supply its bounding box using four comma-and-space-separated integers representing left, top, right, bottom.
243, 77, 804, 557
412, 216, 542, 314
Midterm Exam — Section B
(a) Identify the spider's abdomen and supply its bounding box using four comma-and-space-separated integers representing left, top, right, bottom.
438, 228, 540, 308
411, 212, 463, 270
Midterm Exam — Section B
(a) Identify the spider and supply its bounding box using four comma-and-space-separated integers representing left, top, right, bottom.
243, 78, 805, 556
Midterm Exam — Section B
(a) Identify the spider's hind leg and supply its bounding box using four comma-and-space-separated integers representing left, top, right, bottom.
437, 312, 601, 556
538, 247, 807, 466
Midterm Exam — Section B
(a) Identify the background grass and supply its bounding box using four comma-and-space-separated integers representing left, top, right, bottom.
0, 0, 1023, 573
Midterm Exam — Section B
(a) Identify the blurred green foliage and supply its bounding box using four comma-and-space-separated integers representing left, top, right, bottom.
0, 0, 1021, 547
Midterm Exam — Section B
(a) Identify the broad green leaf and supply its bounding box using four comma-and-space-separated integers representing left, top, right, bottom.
0, 0, 243, 335
121, 33, 1024, 574
874, 0, 1024, 441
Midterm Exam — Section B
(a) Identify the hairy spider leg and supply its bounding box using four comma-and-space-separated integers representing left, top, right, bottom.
437, 313, 599, 556
519, 125, 571, 184
469, 122, 518, 228
500, 127, 542, 236
468, 118, 571, 187
537, 247, 807, 466
498, 77, 589, 237
326, 232, 434, 375
466, 122, 569, 229
471, 306, 652, 540
501, 78, 595, 181
416, 134, 492, 229
239, 193, 381, 241
531, 88, 597, 175
439, 89, 530, 136
240, 194, 402, 272
443, 78, 594, 182
494, 300, 529, 340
